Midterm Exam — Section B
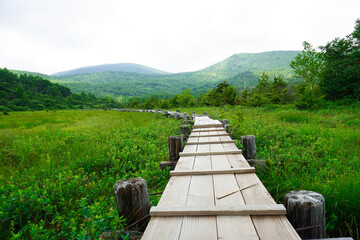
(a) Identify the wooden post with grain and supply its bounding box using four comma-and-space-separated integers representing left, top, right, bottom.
114, 177, 150, 231
284, 190, 326, 239
160, 136, 183, 170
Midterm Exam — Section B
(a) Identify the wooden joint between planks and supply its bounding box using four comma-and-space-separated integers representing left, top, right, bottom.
149, 204, 287, 217
193, 123, 223, 129
189, 133, 229, 138
170, 167, 255, 176
179, 150, 242, 157
186, 140, 235, 145
192, 128, 225, 132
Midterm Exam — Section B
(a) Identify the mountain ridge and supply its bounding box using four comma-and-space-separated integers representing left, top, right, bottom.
52, 63, 170, 76
7, 50, 300, 99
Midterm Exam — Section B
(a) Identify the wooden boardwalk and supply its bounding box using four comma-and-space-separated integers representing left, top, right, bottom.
142, 116, 301, 240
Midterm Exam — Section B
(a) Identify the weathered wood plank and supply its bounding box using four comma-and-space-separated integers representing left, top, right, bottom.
235, 173, 301, 239
210, 143, 259, 240
150, 204, 287, 217
193, 123, 223, 129
186, 140, 235, 145
179, 149, 242, 157
178, 153, 217, 240
192, 128, 224, 132
189, 133, 229, 138
170, 167, 255, 176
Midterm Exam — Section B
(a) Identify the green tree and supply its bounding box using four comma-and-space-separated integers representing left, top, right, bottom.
319, 19, 360, 100
176, 89, 196, 107
290, 41, 323, 89
202, 81, 237, 106
255, 72, 270, 93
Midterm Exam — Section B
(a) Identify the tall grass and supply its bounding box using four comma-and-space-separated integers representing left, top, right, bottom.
179, 105, 360, 239
0, 110, 181, 239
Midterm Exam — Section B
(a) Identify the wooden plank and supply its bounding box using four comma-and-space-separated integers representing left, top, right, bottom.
235, 173, 301, 239
186, 140, 235, 145
209, 143, 259, 240
193, 123, 223, 129
179, 149, 242, 157
150, 204, 287, 217
144, 116, 301, 240
178, 152, 217, 240
170, 167, 255, 176
142, 146, 196, 239
192, 128, 224, 132
141, 175, 190, 239
189, 133, 229, 138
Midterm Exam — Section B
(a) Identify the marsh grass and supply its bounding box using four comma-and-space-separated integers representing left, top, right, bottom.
178, 105, 360, 239
0, 110, 180, 239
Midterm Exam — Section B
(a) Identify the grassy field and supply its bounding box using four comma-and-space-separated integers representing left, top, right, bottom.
180, 105, 360, 239
1, 107, 359, 239
0, 110, 181, 239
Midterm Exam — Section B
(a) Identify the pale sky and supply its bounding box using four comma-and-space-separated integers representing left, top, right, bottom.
0, 0, 359, 75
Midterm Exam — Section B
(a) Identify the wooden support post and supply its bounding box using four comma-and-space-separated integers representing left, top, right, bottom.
168, 136, 183, 161
180, 124, 192, 140
159, 161, 177, 170
246, 159, 266, 170
220, 119, 228, 127
114, 177, 150, 231
223, 124, 230, 133
184, 119, 193, 125
284, 190, 326, 239
241, 135, 257, 159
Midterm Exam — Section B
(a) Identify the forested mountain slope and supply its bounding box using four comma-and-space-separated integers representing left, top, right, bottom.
9, 51, 299, 99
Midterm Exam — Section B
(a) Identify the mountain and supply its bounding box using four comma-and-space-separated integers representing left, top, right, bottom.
50, 51, 299, 98
52, 71, 224, 99
200, 51, 300, 77
6, 50, 300, 100
52, 63, 169, 76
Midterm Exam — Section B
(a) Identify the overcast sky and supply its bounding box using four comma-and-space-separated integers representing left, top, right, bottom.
0, 0, 359, 75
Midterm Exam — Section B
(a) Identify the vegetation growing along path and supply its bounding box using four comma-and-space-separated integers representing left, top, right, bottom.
177, 105, 360, 239
0, 110, 181, 239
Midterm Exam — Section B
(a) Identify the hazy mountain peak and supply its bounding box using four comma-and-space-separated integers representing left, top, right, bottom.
52, 63, 169, 76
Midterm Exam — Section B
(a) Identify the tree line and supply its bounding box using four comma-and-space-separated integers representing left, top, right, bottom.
0, 69, 121, 112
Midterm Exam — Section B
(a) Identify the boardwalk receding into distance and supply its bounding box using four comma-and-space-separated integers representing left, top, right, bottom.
142, 116, 301, 240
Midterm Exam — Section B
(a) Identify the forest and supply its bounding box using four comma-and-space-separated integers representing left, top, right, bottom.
0, 69, 121, 112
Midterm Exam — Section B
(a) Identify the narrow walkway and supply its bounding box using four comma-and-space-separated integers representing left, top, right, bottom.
142, 116, 300, 239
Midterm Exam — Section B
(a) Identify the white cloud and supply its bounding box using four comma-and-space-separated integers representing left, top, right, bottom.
0, 0, 359, 74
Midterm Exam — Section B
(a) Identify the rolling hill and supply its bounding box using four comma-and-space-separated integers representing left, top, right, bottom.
8, 50, 300, 100
199, 51, 299, 77
52, 63, 169, 76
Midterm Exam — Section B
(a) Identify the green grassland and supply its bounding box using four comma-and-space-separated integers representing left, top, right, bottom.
0, 110, 181, 239
1, 106, 359, 239
180, 105, 360, 239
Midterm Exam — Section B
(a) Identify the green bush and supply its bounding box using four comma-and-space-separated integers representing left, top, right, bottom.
0, 110, 181, 239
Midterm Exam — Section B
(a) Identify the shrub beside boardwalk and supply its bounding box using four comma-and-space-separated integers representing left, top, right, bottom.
0, 110, 180, 239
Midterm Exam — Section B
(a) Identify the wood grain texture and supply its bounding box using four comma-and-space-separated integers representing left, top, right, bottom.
150, 204, 287, 216
193, 123, 223, 129
179, 150, 242, 157
211, 144, 259, 240
186, 140, 235, 145
170, 167, 255, 176
192, 128, 224, 132
189, 133, 229, 138
179, 154, 218, 240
